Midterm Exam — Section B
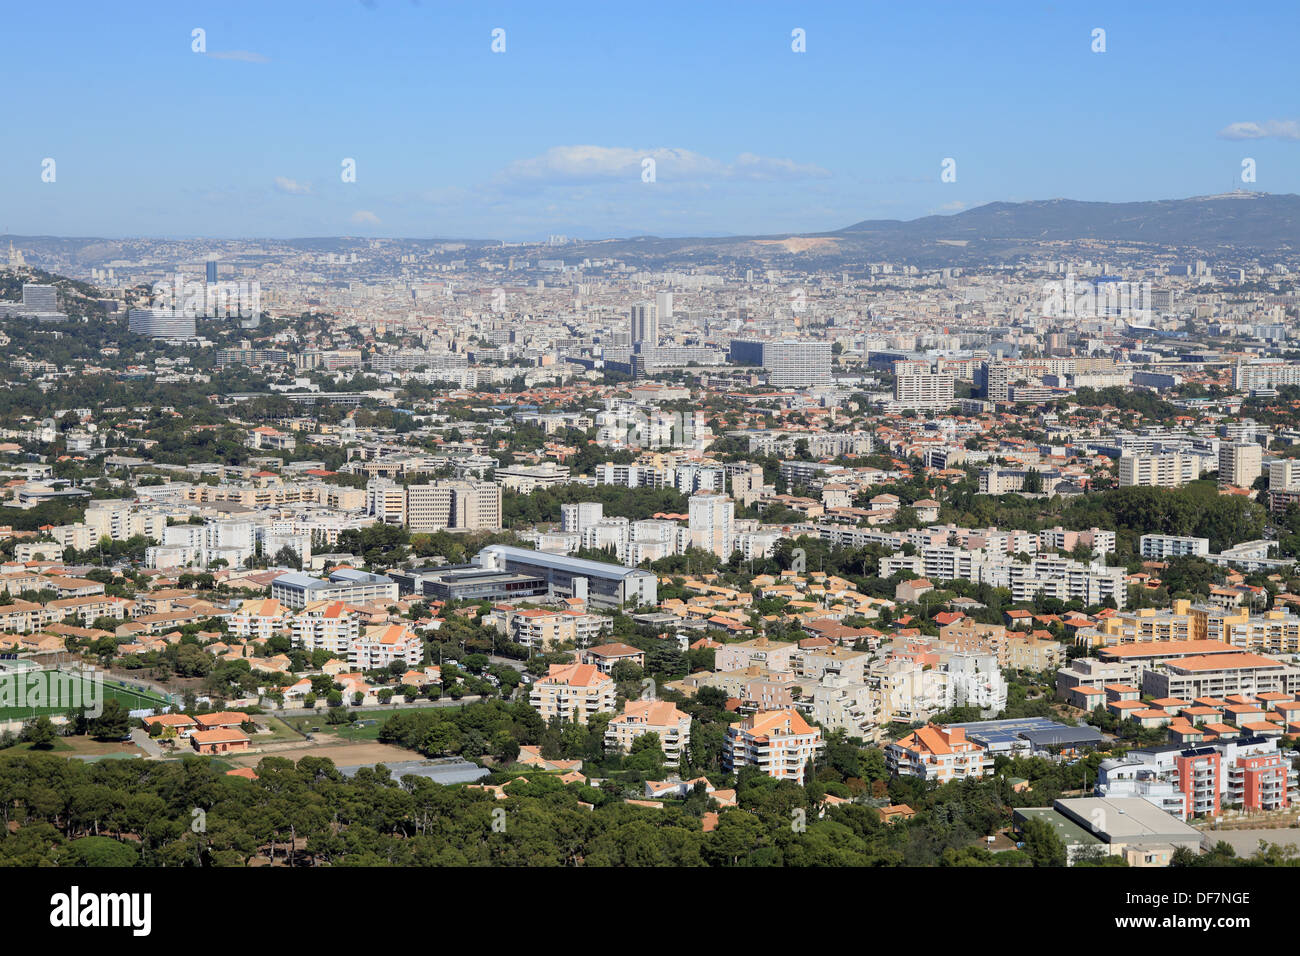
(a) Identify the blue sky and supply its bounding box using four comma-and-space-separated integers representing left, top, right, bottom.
4, 0, 1297, 240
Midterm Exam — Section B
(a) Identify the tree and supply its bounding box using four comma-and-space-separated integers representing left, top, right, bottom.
88, 699, 131, 741
272, 545, 302, 571
1020, 817, 1068, 867
23, 716, 57, 749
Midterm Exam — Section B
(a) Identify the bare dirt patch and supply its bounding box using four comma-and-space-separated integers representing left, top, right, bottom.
226, 740, 416, 769
750, 236, 842, 254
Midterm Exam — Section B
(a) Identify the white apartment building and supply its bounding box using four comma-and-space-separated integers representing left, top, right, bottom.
560, 501, 604, 534
350, 623, 422, 671
292, 600, 361, 658
367, 478, 408, 526
893, 362, 956, 409
810, 675, 887, 741
688, 493, 735, 559
1038, 526, 1116, 555
1219, 441, 1262, 489
83, 502, 169, 542
1139, 534, 1210, 559
1118, 452, 1202, 488
406, 480, 501, 532
880, 547, 1127, 608
1269, 459, 1300, 492
1235, 360, 1300, 391
367, 478, 501, 532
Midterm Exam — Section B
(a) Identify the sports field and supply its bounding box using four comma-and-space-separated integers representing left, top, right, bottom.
0, 669, 171, 720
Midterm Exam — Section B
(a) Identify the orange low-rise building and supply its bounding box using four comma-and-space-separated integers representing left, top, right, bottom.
191, 727, 251, 755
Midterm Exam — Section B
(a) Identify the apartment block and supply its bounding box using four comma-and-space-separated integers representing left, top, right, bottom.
291, 600, 361, 658
1118, 452, 1200, 488
530, 662, 616, 724
722, 709, 823, 783
605, 699, 692, 766
1139, 534, 1210, 560
350, 623, 422, 671
1219, 442, 1263, 489
885, 724, 994, 782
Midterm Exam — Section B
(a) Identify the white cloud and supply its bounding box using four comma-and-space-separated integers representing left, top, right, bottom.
730, 152, 831, 181
1218, 119, 1300, 141
495, 145, 829, 187
205, 50, 270, 64
350, 210, 381, 225
273, 177, 312, 196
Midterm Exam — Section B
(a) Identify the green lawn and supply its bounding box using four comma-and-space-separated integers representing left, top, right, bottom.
0, 738, 73, 754
281, 708, 428, 742
0, 671, 170, 720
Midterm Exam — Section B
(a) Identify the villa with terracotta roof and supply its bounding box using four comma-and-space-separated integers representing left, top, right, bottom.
579, 642, 646, 674
142, 713, 199, 737
194, 711, 252, 731
191, 727, 251, 755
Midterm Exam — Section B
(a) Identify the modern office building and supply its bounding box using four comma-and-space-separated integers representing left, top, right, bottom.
728, 338, 833, 387
400, 564, 549, 603
22, 284, 57, 312
476, 544, 657, 609
206, 258, 218, 284
654, 291, 674, 324
271, 568, 400, 609
128, 307, 197, 340
406, 480, 501, 533
630, 302, 658, 349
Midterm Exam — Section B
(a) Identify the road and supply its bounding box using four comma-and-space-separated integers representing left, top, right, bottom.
130, 728, 163, 757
